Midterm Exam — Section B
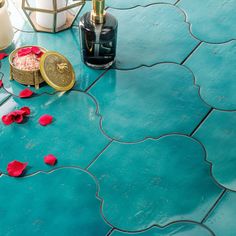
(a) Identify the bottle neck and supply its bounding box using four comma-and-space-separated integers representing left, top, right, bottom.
91, 0, 106, 24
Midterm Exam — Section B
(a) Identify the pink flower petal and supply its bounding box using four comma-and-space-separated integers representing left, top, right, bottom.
20, 107, 31, 116
31, 46, 41, 55
44, 154, 57, 166
0, 80, 3, 88
2, 115, 14, 125
7, 160, 28, 177
14, 114, 24, 124
17, 47, 32, 57
19, 88, 34, 98
39, 114, 53, 126
0, 53, 8, 60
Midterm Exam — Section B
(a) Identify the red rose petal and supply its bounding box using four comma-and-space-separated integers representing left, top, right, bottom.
2, 115, 14, 125
0, 80, 3, 88
0, 53, 8, 60
7, 160, 28, 177
17, 47, 32, 57
31, 46, 41, 55
14, 114, 24, 123
20, 106, 31, 116
19, 88, 34, 98
39, 114, 53, 126
44, 154, 57, 166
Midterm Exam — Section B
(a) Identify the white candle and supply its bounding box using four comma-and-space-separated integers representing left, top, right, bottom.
0, 0, 14, 50
36, 0, 67, 29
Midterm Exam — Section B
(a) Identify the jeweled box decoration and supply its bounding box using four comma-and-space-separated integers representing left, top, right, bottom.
9, 46, 75, 91
22, 0, 85, 33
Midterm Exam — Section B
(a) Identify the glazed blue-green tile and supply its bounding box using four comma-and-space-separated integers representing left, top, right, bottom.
89, 135, 222, 231
2, 28, 104, 94
205, 191, 236, 236
0, 168, 111, 236
90, 63, 210, 142
178, 0, 236, 43
111, 222, 213, 236
0, 91, 110, 175
186, 41, 236, 110
0, 89, 11, 105
106, 0, 175, 9
107, 4, 199, 69
194, 110, 236, 191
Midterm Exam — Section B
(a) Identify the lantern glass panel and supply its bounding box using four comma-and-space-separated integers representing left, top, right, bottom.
22, 0, 85, 33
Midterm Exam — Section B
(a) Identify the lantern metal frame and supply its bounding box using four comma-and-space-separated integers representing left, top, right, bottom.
22, 0, 85, 33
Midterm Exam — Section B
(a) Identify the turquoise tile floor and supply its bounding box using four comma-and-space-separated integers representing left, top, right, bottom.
0, 0, 235, 235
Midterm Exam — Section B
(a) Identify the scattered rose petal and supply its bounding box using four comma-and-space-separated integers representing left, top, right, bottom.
14, 114, 24, 124
2, 115, 14, 125
39, 114, 53, 126
17, 47, 32, 57
0, 80, 3, 88
31, 46, 41, 55
20, 106, 31, 116
19, 88, 34, 98
2, 107, 31, 125
44, 154, 57, 166
0, 53, 8, 60
7, 160, 28, 177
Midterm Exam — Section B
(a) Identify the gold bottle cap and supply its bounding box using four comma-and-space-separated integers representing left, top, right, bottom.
40, 51, 75, 91
0, 0, 5, 8
91, 0, 105, 24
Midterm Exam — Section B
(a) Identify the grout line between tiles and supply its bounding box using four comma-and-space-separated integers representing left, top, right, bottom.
174, 0, 181, 5
181, 41, 203, 65
201, 189, 227, 224
85, 68, 111, 92
85, 140, 113, 170
106, 220, 216, 236
190, 108, 214, 136
106, 228, 115, 236
0, 94, 12, 107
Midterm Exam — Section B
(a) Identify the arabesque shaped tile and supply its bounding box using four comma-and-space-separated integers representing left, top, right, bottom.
0, 91, 110, 175
205, 191, 236, 236
0, 168, 111, 236
89, 134, 222, 231
107, 4, 199, 69
111, 222, 213, 236
1, 28, 104, 94
90, 63, 210, 142
186, 41, 236, 110
106, 0, 175, 9
178, 0, 236, 43
194, 110, 236, 191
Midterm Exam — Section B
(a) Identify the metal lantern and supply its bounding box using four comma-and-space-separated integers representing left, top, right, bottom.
22, 0, 85, 33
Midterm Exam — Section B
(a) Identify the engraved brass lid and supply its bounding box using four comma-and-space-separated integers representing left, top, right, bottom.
40, 51, 75, 91
0, 0, 5, 8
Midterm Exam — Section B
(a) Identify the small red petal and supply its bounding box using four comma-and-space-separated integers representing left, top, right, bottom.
39, 114, 53, 126
14, 114, 24, 123
31, 46, 41, 55
20, 106, 31, 116
0, 53, 8, 60
2, 115, 14, 125
17, 47, 32, 57
15, 110, 26, 115
7, 160, 28, 177
44, 154, 57, 166
0, 80, 3, 88
19, 88, 34, 98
